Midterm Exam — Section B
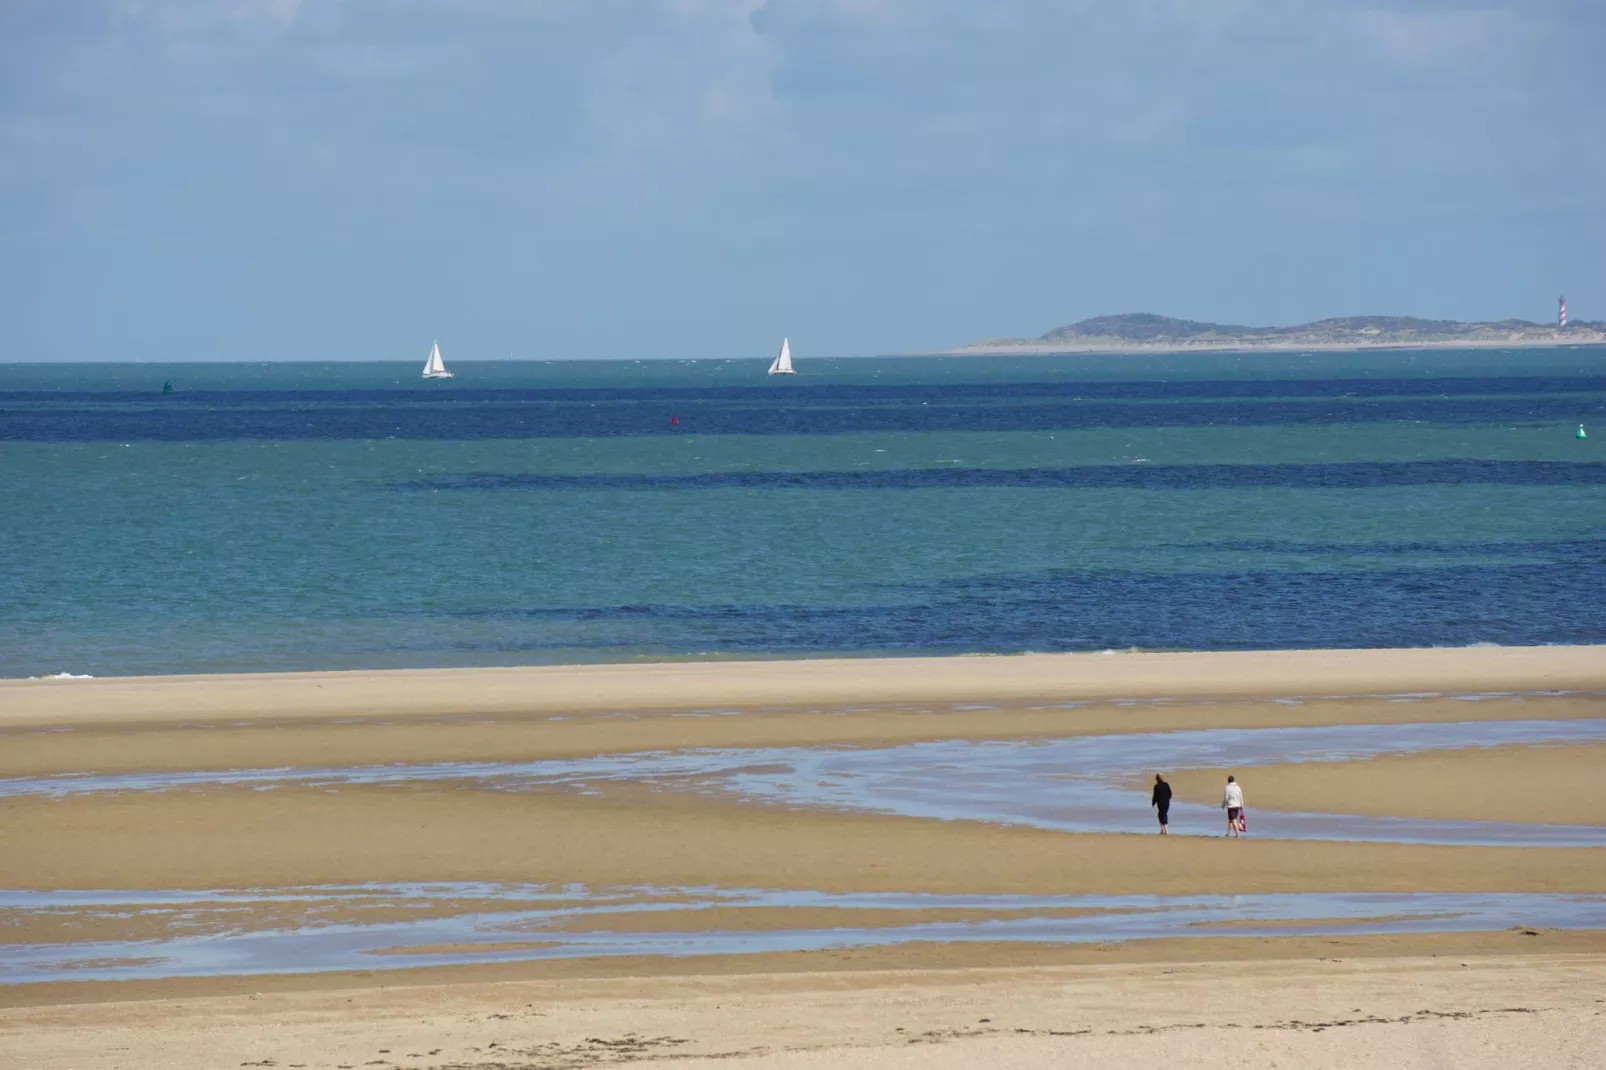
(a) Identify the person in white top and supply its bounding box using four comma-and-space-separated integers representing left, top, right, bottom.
1222, 776, 1245, 838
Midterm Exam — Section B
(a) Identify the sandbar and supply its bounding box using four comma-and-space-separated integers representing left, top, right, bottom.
6, 782, 1605, 897
4, 645, 1603, 729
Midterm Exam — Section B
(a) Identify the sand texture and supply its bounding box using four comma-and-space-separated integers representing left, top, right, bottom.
3, 645, 1604, 1066
5, 644, 1604, 728
1168, 742, 1606, 826
6, 779, 1606, 899
5, 952, 1605, 1069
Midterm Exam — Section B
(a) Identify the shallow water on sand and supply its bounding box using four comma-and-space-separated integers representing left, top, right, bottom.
3, 885, 1603, 984
6, 714, 1603, 986
6, 718, 1603, 847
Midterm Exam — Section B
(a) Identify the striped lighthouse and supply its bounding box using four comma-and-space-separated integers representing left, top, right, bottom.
1559, 296, 1568, 329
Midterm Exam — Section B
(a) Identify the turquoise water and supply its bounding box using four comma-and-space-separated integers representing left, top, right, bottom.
2, 351, 1603, 676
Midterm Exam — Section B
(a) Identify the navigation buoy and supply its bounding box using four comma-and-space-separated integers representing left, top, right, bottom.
161, 380, 173, 395
1579, 424, 1589, 440
670, 416, 680, 426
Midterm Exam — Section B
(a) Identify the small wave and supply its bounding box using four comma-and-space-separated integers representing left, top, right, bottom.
30, 672, 94, 680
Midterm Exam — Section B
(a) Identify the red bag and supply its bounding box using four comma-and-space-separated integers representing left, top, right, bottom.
1236, 812, 1248, 833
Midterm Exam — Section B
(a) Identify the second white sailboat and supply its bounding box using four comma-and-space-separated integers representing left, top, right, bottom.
421, 342, 454, 379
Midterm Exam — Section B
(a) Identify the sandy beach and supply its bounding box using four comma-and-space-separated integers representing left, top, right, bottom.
6, 952, 1606, 1069
7, 644, 1603, 729
2, 646, 1604, 1067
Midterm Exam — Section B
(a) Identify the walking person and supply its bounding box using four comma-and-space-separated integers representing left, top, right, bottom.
1222, 775, 1245, 838
1151, 774, 1172, 835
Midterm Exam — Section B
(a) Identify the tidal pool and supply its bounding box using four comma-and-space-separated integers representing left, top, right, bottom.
3, 884, 1603, 984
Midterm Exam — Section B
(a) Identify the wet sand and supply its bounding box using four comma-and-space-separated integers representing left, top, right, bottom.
3, 682, 1603, 784
1168, 743, 1606, 826
7, 781, 1606, 897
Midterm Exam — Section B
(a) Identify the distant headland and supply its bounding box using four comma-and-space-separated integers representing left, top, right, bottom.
950, 313, 1606, 355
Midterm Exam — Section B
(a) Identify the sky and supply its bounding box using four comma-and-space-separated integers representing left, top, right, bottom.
3, 0, 1603, 361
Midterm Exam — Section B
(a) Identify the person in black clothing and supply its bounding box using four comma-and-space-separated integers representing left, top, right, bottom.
1151, 774, 1172, 835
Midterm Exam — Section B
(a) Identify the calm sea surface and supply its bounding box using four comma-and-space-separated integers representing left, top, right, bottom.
3, 350, 1603, 677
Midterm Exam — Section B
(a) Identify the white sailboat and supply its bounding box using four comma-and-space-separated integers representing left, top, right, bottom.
767, 337, 795, 376
421, 341, 454, 379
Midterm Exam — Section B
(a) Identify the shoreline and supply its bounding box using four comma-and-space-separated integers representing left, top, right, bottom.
4, 644, 1604, 728
943, 338, 1606, 356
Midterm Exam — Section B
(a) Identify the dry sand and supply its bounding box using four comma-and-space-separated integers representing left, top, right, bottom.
5, 950, 1604, 1069
5, 644, 1602, 729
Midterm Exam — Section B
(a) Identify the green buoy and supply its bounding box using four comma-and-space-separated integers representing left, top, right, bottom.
161, 380, 173, 395
1579, 424, 1588, 440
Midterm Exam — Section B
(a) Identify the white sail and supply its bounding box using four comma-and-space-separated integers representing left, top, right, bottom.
422, 341, 454, 379
767, 337, 795, 375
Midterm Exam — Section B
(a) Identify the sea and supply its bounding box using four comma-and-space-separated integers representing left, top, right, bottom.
2, 349, 1603, 678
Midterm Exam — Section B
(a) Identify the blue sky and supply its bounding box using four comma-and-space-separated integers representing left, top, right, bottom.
3, 0, 1602, 360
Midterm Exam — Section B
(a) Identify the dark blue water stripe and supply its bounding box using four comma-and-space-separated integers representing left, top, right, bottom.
421, 561, 1606, 654
399, 460, 1606, 492
4, 395, 1604, 440
5, 374, 1605, 404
